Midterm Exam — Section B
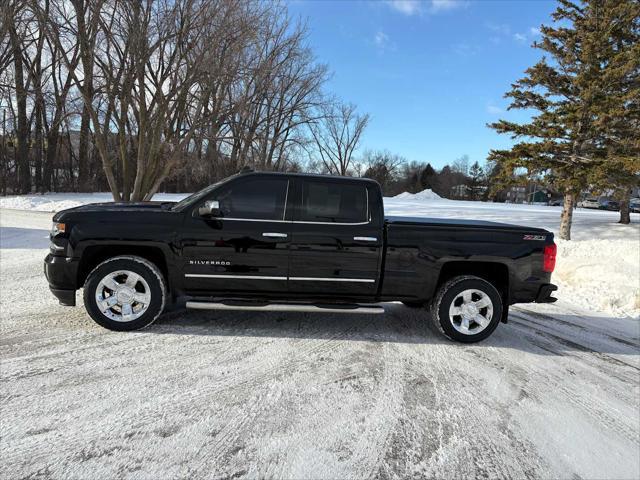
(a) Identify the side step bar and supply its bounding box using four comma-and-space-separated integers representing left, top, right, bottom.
186, 301, 385, 315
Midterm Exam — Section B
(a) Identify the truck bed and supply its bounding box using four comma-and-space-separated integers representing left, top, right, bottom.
385, 215, 549, 234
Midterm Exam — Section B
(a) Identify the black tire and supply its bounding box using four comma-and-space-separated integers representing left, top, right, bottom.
429, 275, 503, 343
402, 301, 424, 308
83, 255, 167, 331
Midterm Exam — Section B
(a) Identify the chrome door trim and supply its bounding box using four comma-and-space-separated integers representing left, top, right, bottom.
185, 274, 287, 280
209, 217, 371, 226
184, 274, 375, 283
262, 232, 288, 238
353, 236, 377, 242
289, 277, 375, 283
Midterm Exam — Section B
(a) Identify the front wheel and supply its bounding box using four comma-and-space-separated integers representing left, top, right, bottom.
429, 275, 503, 343
83, 255, 167, 331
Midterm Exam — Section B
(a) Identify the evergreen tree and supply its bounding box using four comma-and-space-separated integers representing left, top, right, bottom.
420, 163, 437, 190
587, 1, 640, 224
488, 0, 639, 240
468, 161, 485, 200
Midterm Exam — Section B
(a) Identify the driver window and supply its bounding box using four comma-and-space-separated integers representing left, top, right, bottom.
210, 177, 289, 221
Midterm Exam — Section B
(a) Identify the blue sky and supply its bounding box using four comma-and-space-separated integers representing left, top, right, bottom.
288, 0, 557, 169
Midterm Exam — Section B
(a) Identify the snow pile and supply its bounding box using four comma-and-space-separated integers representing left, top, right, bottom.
554, 239, 640, 318
0, 192, 187, 212
394, 189, 441, 200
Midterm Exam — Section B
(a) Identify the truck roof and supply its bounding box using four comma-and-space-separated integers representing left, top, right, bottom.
237, 170, 381, 186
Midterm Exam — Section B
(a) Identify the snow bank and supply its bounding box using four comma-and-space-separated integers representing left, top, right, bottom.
394, 189, 441, 200
0, 192, 187, 212
554, 239, 640, 318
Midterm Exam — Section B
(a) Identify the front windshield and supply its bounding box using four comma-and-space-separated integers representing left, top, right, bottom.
171, 181, 223, 211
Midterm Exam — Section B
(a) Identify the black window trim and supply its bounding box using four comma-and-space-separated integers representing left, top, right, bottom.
296, 179, 370, 225
200, 178, 291, 222
195, 176, 372, 225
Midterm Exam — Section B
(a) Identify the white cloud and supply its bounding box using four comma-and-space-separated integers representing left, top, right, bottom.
374, 30, 390, 48
486, 22, 511, 35
386, 0, 464, 16
487, 23, 541, 45
487, 103, 504, 115
387, 0, 422, 15
430, 0, 463, 12
453, 43, 480, 56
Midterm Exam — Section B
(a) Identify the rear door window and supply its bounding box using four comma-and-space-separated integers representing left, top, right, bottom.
299, 181, 368, 223
212, 177, 289, 220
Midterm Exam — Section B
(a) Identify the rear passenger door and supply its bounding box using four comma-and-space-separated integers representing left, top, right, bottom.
287, 178, 382, 298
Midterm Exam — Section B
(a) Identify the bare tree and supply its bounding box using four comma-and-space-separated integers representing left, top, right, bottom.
361, 149, 404, 192
4, 0, 32, 193
1, 0, 347, 198
309, 101, 369, 176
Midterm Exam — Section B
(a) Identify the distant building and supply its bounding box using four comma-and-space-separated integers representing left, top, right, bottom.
450, 184, 471, 199
506, 185, 526, 204
528, 189, 552, 204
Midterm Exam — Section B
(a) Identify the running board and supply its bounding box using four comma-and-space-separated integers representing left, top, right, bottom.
186, 301, 385, 315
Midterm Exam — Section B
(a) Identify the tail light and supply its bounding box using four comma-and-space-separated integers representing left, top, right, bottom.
543, 243, 557, 273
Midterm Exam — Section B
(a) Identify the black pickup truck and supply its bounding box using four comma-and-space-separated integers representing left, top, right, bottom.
44, 171, 557, 342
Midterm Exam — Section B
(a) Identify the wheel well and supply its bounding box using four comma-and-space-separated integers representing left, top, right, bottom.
437, 261, 509, 299
77, 245, 168, 287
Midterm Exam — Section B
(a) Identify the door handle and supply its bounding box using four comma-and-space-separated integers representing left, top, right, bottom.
262, 232, 288, 238
354, 236, 377, 242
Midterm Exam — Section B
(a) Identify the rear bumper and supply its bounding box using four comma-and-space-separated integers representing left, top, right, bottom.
44, 254, 79, 306
535, 283, 558, 303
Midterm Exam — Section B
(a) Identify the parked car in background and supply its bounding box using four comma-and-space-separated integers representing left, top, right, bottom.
630, 198, 640, 213
599, 199, 620, 211
578, 198, 601, 209
548, 198, 563, 207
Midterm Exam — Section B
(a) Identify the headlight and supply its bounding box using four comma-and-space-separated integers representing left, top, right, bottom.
51, 222, 66, 236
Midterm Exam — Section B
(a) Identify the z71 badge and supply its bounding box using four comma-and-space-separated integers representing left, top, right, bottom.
189, 260, 231, 266
523, 234, 546, 241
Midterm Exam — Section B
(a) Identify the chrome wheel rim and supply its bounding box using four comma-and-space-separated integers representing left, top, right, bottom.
448, 289, 493, 335
95, 270, 151, 322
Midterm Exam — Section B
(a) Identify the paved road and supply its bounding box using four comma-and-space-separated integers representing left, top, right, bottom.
1, 209, 638, 479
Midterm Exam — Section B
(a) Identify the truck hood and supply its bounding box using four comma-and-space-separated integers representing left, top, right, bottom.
53, 201, 176, 221
385, 215, 551, 235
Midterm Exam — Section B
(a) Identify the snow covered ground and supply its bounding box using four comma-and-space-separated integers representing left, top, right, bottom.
1, 194, 639, 479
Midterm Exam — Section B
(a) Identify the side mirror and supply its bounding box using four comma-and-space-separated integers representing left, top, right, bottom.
198, 200, 221, 217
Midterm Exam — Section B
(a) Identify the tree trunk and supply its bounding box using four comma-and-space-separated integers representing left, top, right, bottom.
559, 192, 576, 240
74, 0, 95, 192
43, 127, 59, 192
618, 192, 631, 224
9, 24, 31, 194
34, 100, 44, 192
77, 107, 91, 191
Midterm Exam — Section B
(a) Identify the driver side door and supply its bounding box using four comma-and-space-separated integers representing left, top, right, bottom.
180, 176, 292, 296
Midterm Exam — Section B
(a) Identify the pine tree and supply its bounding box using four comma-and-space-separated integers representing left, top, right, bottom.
468, 161, 485, 200
488, 0, 638, 240
420, 163, 437, 190
587, 1, 640, 224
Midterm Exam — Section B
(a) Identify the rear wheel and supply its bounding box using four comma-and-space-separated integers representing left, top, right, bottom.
83, 256, 166, 331
430, 275, 503, 343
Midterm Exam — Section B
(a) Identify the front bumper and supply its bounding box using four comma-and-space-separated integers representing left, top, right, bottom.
44, 254, 79, 306
535, 283, 558, 303
49, 287, 76, 306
